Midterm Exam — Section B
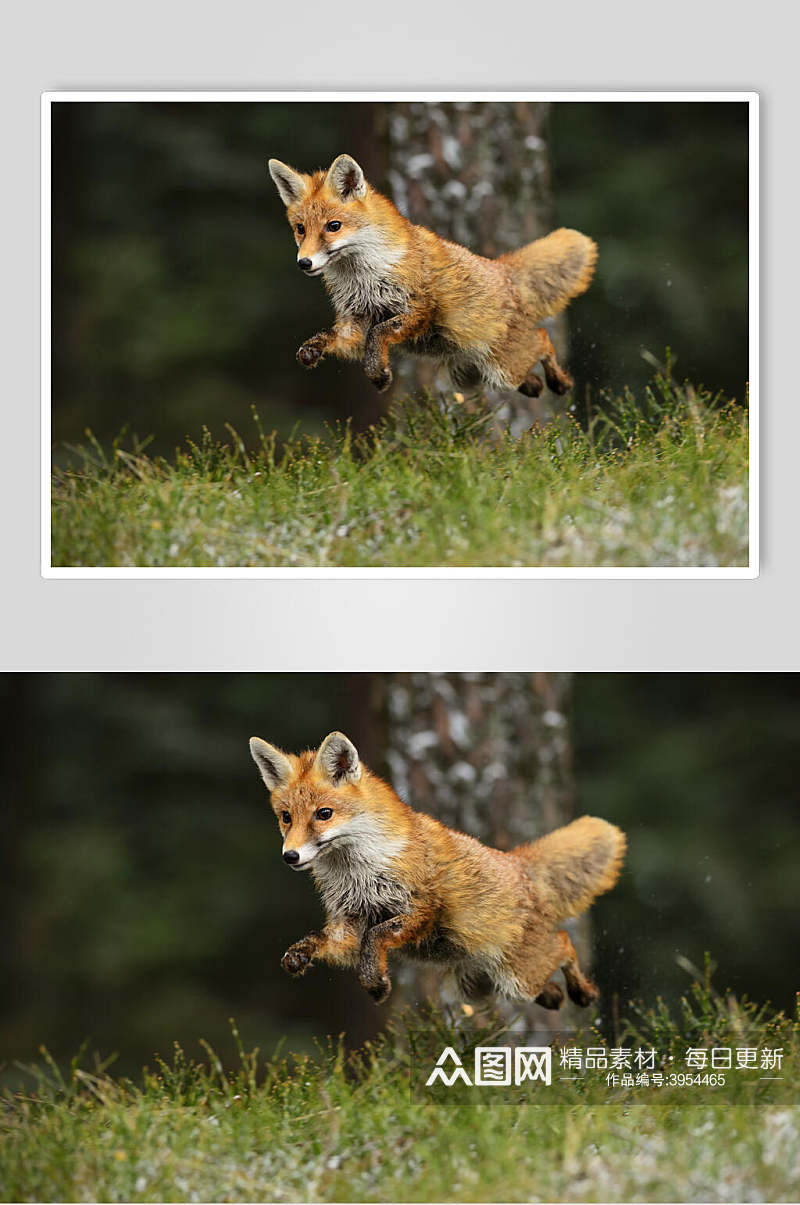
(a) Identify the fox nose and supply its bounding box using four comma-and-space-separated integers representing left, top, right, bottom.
283, 849, 300, 865
297, 257, 312, 272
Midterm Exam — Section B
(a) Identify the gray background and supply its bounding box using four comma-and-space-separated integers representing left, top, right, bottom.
2, 0, 796, 671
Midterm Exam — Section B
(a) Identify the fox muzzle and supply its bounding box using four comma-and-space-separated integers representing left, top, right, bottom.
282, 840, 319, 870
296, 250, 328, 276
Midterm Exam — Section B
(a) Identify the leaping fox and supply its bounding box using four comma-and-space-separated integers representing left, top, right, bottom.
268, 154, 597, 396
250, 731, 625, 1006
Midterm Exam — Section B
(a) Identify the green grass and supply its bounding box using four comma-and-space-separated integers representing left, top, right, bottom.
2, 974, 797, 1202
51, 372, 749, 568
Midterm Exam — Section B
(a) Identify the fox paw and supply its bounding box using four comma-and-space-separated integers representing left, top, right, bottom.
282, 942, 315, 976
297, 341, 324, 368
368, 368, 393, 393
548, 372, 573, 397
518, 373, 544, 398
365, 975, 392, 1004
566, 979, 599, 1008
535, 981, 565, 1010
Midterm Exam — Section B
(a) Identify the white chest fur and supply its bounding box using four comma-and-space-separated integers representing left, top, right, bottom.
312, 817, 409, 921
323, 232, 409, 319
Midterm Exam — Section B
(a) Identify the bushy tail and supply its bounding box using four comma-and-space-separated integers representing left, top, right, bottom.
499, 228, 598, 322
513, 816, 625, 919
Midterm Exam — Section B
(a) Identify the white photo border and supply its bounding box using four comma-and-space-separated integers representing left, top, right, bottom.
41, 90, 759, 580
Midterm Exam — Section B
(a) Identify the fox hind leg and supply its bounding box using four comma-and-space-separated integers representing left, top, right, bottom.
518, 328, 573, 397
540, 336, 573, 396
520, 930, 598, 1008
556, 929, 599, 1007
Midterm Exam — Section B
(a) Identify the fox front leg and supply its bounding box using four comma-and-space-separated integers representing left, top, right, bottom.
357, 910, 435, 1003
297, 318, 368, 370
297, 332, 331, 370
362, 311, 429, 392
281, 933, 320, 976
281, 918, 364, 978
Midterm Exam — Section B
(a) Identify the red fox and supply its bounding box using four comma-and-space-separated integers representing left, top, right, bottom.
250, 731, 625, 1006
268, 153, 597, 395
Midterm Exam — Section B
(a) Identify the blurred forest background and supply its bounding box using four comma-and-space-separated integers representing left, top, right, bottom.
1, 673, 795, 1079
51, 100, 749, 458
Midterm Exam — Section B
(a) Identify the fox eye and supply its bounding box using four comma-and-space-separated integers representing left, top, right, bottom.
315, 808, 333, 821
296, 223, 305, 235
281, 811, 291, 825
325, 220, 341, 232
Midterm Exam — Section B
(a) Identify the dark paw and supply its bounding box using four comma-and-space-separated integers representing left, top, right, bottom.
548, 373, 573, 396
365, 974, 392, 1004
518, 374, 544, 398
368, 368, 393, 393
282, 944, 314, 976
297, 341, 324, 368
566, 979, 599, 1008
535, 981, 565, 1010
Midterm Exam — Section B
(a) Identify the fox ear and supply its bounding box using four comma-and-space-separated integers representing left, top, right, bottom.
268, 159, 307, 208
325, 154, 367, 202
249, 737, 293, 792
315, 731, 362, 786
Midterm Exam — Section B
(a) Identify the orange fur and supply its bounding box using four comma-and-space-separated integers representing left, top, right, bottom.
268, 154, 597, 395
250, 731, 625, 1007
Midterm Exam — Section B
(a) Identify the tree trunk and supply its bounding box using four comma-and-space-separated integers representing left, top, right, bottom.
378, 672, 589, 1036
380, 101, 568, 433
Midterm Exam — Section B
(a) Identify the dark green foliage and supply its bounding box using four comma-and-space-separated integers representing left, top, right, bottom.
552, 102, 749, 409
52, 101, 357, 456
0, 673, 382, 1079
573, 675, 800, 1014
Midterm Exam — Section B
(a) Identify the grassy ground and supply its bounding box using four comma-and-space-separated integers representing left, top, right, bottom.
51, 374, 749, 568
2, 978, 797, 1202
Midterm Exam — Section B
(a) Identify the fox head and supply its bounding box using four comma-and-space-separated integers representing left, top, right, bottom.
268, 154, 381, 277
250, 731, 385, 871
